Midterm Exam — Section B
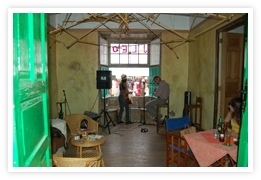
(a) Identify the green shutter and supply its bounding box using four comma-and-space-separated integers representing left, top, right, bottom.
149, 66, 160, 96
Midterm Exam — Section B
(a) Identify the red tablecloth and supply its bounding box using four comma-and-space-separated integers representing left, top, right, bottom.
201, 132, 223, 144
184, 129, 238, 167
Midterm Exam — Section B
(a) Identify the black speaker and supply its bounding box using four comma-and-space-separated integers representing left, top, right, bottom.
96, 70, 112, 89
184, 91, 191, 105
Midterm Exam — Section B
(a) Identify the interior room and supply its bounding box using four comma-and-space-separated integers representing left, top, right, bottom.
47, 12, 247, 128
12, 11, 249, 168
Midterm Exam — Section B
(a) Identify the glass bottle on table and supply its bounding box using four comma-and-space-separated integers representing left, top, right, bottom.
219, 122, 226, 142
213, 117, 222, 139
217, 117, 223, 133
79, 134, 84, 143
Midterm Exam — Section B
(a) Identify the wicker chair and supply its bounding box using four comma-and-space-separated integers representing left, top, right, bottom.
65, 114, 99, 143
53, 152, 103, 167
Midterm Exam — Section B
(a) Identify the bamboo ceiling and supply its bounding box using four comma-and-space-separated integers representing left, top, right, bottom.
48, 13, 240, 57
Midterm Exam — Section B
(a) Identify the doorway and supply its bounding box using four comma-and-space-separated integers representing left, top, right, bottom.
214, 15, 247, 126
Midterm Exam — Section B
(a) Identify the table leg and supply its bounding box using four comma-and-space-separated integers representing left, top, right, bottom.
97, 145, 105, 167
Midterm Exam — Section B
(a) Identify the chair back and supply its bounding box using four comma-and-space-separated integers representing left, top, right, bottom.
53, 153, 102, 167
165, 115, 198, 167
65, 114, 99, 142
165, 115, 190, 131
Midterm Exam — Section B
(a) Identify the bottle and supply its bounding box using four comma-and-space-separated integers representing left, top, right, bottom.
219, 122, 225, 142
217, 117, 223, 133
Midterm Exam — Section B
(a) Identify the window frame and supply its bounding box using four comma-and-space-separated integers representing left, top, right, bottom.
108, 41, 150, 68
99, 33, 161, 97
109, 43, 149, 66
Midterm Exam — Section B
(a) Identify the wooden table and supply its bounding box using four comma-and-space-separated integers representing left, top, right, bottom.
184, 129, 238, 167
71, 135, 106, 157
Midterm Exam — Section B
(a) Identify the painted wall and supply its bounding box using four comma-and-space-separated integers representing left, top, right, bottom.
49, 29, 190, 119
188, 29, 216, 130
53, 29, 99, 116
48, 13, 245, 129
161, 31, 189, 117
47, 25, 58, 119
188, 14, 245, 130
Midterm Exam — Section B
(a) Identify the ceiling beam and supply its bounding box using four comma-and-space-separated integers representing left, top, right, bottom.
88, 13, 117, 34
49, 14, 93, 35
47, 13, 241, 51
66, 14, 118, 49
191, 14, 234, 39
131, 14, 179, 59
138, 13, 189, 41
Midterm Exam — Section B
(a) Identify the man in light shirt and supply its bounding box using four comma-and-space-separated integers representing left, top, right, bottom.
145, 76, 170, 120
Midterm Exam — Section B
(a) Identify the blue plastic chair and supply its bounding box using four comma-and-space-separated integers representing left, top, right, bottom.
165, 115, 197, 167
165, 115, 190, 131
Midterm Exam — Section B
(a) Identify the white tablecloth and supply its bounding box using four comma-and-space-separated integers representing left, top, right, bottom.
51, 118, 67, 141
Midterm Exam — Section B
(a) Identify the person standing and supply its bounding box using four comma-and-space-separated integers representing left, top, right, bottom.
145, 76, 170, 120
117, 74, 131, 124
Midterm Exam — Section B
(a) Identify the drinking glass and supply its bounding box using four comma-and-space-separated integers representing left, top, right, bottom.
213, 129, 219, 139
225, 131, 231, 146
79, 138, 84, 144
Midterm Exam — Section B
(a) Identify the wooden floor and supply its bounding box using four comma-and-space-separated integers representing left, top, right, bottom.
64, 122, 168, 167
100, 122, 166, 167
60, 120, 234, 169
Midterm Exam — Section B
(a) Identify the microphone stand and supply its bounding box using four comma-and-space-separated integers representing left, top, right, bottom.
138, 81, 146, 127
63, 90, 71, 115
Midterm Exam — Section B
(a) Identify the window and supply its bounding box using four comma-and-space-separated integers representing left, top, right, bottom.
109, 43, 149, 97
99, 35, 160, 97
110, 43, 148, 65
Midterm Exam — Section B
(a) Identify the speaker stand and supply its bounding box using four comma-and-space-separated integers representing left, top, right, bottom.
100, 89, 115, 134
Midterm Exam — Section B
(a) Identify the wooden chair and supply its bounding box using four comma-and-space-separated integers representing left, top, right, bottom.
165, 116, 198, 167
53, 152, 103, 167
209, 154, 236, 167
65, 114, 99, 143
183, 97, 203, 131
